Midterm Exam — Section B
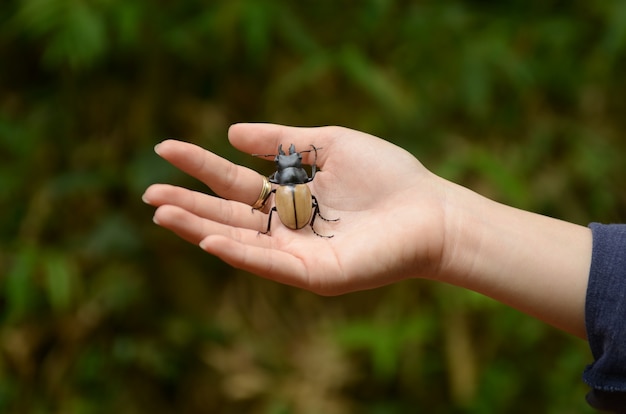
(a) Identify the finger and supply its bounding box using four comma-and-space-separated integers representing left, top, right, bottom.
153, 204, 273, 247
154, 139, 270, 206
152, 204, 209, 244
143, 184, 268, 231
228, 123, 347, 166
199, 234, 309, 289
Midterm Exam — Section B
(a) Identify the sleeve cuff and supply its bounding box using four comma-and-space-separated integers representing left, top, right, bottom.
583, 223, 626, 411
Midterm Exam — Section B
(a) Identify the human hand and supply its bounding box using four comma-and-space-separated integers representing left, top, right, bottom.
142, 124, 452, 295
142, 123, 594, 336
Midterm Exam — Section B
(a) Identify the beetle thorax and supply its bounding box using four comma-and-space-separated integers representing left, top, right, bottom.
274, 166, 309, 185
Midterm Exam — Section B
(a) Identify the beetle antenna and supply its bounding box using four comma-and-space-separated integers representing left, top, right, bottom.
253, 144, 322, 158
298, 145, 322, 153
301, 145, 319, 164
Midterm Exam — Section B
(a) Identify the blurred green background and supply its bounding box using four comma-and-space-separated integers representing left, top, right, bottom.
2, 0, 626, 413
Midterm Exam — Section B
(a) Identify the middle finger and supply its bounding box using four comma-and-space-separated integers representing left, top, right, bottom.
155, 139, 270, 207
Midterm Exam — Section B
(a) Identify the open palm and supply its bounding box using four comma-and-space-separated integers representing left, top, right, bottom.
143, 124, 449, 294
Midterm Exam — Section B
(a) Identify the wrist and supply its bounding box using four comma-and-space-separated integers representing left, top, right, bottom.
437, 181, 591, 338
434, 181, 489, 284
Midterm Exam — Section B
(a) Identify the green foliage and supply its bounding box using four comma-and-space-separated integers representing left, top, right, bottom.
1, 0, 623, 412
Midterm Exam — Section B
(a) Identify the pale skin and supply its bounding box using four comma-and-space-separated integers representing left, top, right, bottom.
142, 123, 592, 339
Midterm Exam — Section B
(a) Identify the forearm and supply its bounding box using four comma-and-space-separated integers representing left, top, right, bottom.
438, 181, 592, 339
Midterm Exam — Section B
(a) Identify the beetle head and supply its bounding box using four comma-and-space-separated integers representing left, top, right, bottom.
275, 143, 303, 170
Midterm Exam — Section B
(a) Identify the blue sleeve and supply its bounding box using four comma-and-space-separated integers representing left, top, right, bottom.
583, 223, 626, 413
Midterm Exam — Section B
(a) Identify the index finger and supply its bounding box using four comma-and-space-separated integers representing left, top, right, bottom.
155, 139, 269, 206
228, 123, 347, 166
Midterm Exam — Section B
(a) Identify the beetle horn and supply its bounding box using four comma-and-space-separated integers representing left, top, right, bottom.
289, 144, 296, 154
278, 144, 285, 155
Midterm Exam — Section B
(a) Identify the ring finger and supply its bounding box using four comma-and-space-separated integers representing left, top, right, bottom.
143, 184, 270, 232
153, 204, 272, 247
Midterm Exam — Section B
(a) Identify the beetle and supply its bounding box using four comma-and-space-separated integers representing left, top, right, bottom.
254, 143, 338, 238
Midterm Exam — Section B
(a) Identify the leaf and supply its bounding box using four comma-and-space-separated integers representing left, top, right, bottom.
4, 245, 38, 320
241, 0, 274, 65
337, 45, 413, 116
83, 214, 141, 257
43, 250, 80, 312
14, 0, 107, 69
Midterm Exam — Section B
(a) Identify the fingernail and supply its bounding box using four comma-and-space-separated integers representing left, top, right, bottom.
154, 143, 161, 154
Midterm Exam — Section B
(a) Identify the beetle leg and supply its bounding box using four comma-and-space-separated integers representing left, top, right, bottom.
268, 172, 279, 185
259, 206, 277, 236
257, 190, 277, 234
251, 188, 276, 214
305, 145, 319, 183
310, 195, 339, 238
311, 195, 339, 223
